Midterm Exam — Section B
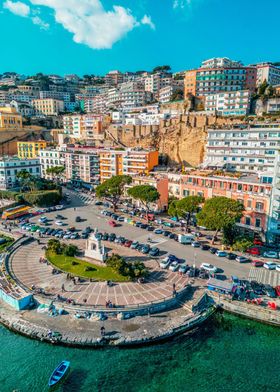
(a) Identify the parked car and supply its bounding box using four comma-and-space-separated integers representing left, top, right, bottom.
147, 226, 154, 231
263, 251, 279, 259
160, 257, 170, 269
200, 263, 218, 273
117, 216, 125, 222
108, 220, 117, 227
227, 253, 237, 260
124, 240, 132, 248
94, 201, 103, 206
274, 285, 280, 296
179, 264, 189, 274
169, 261, 179, 272
108, 233, 116, 242
141, 245, 151, 254
209, 247, 218, 254
246, 247, 261, 256
162, 230, 171, 237
149, 247, 160, 257
216, 250, 227, 257
102, 233, 109, 241
253, 239, 264, 246
191, 241, 200, 248
55, 221, 63, 226
264, 261, 277, 270
131, 241, 139, 249
264, 284, 276, 298
236, 256, 250, 263
154, 229, 163, 235
168, 254, 180, 262
251, 280, 265, 295
140, 223, 148, 229
275, 264, 280, 272
201, 244, 210, 251
251, 260, 264, 267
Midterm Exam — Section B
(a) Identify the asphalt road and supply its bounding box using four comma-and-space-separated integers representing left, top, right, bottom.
25, 189, 262, 283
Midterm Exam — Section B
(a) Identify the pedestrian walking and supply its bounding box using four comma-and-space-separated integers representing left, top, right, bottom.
100, 326, 105, 337
61, 283, 65, 292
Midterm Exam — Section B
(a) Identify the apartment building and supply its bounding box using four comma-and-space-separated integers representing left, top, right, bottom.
204, 90, 251, 116
159, 83, 184, 104
63, 114, 103, 140
17, 140, 47, 159
105, 70, 124, 86
0, 157, 41, 190
205, 124, 280, 172
145, 73, 172, 98
39, 90, 71, 102
17, 85, 40, 97
32, 98, 65, 116
267, 151, 280, 244
254, 63, 280, 86
39, 148, 65, 179
10, 101, 34, 117
0, 106, 23, 130
99, 149, 159, 182
184, 58, 257, 97
64, 151, 100, 186
179, 170, 272, 236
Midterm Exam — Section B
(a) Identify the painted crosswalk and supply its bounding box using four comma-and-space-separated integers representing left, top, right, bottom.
248, 267, 280, 287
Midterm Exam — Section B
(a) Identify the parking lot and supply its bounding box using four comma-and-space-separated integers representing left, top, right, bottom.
17, 188, 280, 290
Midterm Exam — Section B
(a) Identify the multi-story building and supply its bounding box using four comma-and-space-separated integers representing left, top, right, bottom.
179, 170, 272, 237
201, 57, 243, 68
0, 106, 22, 130
17, 85, 40, 97
0, 157, 41, 190
39, 90, 71, 103
267, 151, 280, 244
184, 58, 257, 97
99, 149, 159, 182
254, 62, 280, 86
144, 73, 172, 98
32, 98, 65, 116
204, 90, 251, 116
10, 100, 34, 117
105, 70, 124, 86
17, 140, 47, 159
159, 83, 184, 104
64, 151, 100, 187
39, 148, 65, 179
63, 114, 103, 140
205, 124, 280, 172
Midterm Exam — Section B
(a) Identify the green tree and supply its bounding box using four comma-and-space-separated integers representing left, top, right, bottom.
47, 239, 62, 254
16, 170, 35, 192
96, 175, 132, 211
168, 200, 179, 218
63, 244, 78, 257
258, 80, 269, 96
46, 166, 65, 182
152, 65, 171, 73
232, 237, 254, 252
127, 185, 160, 220
170, 89, 184, 102
196, 197, 244, 243
176, 196, 204, 226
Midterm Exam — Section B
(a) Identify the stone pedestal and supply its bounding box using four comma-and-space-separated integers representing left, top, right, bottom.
84, 230, 107, 263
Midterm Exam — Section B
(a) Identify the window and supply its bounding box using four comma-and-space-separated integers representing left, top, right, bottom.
255, 218, 261, 228
245, 217, 251, 226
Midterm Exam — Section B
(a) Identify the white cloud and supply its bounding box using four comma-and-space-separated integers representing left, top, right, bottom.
28, 0, 150, 49
141, 14, 155, 30
3, 0, 30, 17
31, 15, 49, 29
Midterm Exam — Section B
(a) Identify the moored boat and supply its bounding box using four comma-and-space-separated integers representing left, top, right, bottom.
48, 360, 70, 388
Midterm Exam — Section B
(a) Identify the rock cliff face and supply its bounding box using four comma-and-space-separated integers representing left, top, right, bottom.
107, 114, 242, 167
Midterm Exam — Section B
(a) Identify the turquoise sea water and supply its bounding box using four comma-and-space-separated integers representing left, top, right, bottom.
0, 314, 280, 392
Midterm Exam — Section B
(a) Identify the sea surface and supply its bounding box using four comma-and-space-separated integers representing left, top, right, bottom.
0, 313, 279, 392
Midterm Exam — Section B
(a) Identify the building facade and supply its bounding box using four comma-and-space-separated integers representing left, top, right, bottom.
204, 90, 251, 116
32, 99, 65, 116
0, 107, 23, 130
17, 140, 47, 159
0, 157, 41, 190
255, 63, 280, 86
39, 149, 65, 179
64, 151, 100, 186
205, 124, 280, 172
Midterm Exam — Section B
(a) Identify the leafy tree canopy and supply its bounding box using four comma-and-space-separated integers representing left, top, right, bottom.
96, 175, 132, 210
127, 185, 160, 214
196, 197, 244, 235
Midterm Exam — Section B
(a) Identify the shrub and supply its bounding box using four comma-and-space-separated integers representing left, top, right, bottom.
21, 190, 62, 207
63, 244, 78, 257
85, 266, 96, 272
232, 238, 254, 252
71, 261, 79, 266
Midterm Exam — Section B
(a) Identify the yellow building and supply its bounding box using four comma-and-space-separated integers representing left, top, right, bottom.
17, 140, 47, 159
32, 99, 65, 116
99, 149, 159, 182
0, 107, 23, 130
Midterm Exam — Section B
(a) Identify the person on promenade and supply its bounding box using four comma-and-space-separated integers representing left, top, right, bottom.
61, 283, 65, 292
100, 326, 105, 337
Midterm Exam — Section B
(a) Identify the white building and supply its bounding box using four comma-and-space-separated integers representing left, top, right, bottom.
255, 63, 280, 86
205, 90, 251, 116
0, 157, 41, 190
159, 84, 183, 103
201, 57, 243, 68
10, 100, 34, 117
205, 124, 280, 173
39, 149, 65, 179
267, 151, 280, 244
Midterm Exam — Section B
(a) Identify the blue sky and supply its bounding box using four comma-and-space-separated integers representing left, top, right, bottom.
0, 0, 279, 76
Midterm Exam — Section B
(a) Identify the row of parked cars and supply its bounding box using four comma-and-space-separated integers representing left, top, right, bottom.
93, 231, 161, 257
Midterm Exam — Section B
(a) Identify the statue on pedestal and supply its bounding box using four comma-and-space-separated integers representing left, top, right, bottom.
84, 228, 107, 263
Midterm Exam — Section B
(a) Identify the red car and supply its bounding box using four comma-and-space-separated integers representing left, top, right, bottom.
251, 260, 264, 267
275, 286, 280, 296
124, 240, 132, 247
253, 239, 264, 246
108, 220, 117, 227
246, 247, 261, 256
